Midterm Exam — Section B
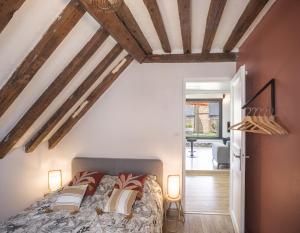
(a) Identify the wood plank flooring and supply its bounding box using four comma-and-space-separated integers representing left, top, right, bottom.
185, 173, 230, 214
164, 214, 235, 233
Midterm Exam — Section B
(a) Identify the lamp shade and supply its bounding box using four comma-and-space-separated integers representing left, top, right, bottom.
167, 175, 180, 199
48, 170, 62, 192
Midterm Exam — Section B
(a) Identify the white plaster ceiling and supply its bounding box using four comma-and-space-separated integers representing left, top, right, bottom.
0, 0, 275, 150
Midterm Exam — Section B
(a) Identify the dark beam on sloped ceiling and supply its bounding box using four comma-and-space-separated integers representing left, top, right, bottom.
143, 53, 237, 63
0, 0, 26, 33
223, 0, 269, 52
143, 0, 171, 53
116, 2, 152, 54
0, 28, 109, 159
0, 0, 85, 118
202, 0, 227, 53
79, 0, 145, 62
48, 55, 133, 149
177, 0, 191, 54
25, 44, 123, 153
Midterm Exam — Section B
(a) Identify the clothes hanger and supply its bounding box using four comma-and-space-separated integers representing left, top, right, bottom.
256, 108, 282, 135
249, 108, 278, 135
235, 108, 272, 134
230, 108, 258, 131
229, 108, 252, 130
266, 108, 288, 135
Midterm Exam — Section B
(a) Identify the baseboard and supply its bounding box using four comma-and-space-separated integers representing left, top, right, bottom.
230, 209, 239, 233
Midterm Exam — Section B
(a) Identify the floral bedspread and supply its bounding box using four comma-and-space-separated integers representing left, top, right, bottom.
0, 176, 163, 233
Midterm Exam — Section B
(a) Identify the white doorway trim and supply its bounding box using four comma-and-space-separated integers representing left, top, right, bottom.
181, 77, 232, 213
229, 65, 247, 233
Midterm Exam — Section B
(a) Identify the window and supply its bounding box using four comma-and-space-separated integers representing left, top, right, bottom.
185, 99, 222, 139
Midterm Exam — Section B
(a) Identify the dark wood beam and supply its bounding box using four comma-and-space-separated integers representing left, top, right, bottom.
79, 0, 145, 62
0, 0, 26, 33
203, 0, 227, 53
0, 0, 85, 118
116, 2, 152, 54
48, 55, 133, 149
223, 0, 269, 52
143, 53, 237, 63
177, 0, 191, 54
143, 0, 171, 53
0, 29, 108, 159
25, 44, 123, 153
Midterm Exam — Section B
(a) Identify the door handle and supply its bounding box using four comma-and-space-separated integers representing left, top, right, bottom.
234, 153, 251, 159
233, 153, 241, 159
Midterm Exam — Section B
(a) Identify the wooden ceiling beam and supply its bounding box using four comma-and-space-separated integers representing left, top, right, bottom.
223, 0, 269, 52
0, 0, 26, 33
0, 0, 85, 118
79, 0, 145, 62
116, 2, 152, 54
177, 0, 191, 54
25, 44, 123, 153
0, 29, 109, 159
203, 0, 227, 53
48, 55, 133, 149
143, 53, 237, 63
143, 0, 171, 53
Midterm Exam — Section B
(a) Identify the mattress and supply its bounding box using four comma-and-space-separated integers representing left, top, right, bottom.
0, 175, 163, 233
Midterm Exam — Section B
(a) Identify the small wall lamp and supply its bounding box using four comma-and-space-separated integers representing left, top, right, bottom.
167, 175, 180, 199
48, 170, 62, 192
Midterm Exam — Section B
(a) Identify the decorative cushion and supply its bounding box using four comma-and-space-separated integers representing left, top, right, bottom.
53, 185, 87, 212
69, 171, 104, 196
104, 189, 138, 215
114, 173, 147, 199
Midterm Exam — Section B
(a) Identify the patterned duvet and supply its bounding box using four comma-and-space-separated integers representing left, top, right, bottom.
0, 175, 163, 233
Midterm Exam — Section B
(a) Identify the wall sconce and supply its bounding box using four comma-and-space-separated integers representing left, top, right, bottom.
167, 175, 180, 199
48, 170, 62, 192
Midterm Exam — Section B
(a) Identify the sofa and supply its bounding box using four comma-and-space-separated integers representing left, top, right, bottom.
212, 141, 230, 168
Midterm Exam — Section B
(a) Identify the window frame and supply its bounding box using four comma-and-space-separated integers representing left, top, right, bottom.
185, 98, 223, 139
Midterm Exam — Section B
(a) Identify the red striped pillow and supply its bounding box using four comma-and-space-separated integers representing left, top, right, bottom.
114, 173, 147, 199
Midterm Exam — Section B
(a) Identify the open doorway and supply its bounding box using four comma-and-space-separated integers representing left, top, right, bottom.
183, 81, 231, 214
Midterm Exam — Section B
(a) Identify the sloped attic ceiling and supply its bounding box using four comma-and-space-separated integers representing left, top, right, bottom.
0, 0, 275, 158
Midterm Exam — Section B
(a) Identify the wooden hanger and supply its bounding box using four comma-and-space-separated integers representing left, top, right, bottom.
228, 108, 252, 130
266, 109, 288, 135
230, 108, 272, 134
255, 108, 281, 135
251, 108, 278, 135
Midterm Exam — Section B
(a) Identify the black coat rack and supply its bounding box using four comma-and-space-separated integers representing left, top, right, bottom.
242, 79, 276, 115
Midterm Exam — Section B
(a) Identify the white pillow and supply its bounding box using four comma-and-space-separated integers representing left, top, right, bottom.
104, 189, 138, 215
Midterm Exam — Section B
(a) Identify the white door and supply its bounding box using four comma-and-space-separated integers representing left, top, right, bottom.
230, 65, 246, 233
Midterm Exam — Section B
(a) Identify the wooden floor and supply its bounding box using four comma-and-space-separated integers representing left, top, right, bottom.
164, 214, 235, 233
185, 172, 230, 214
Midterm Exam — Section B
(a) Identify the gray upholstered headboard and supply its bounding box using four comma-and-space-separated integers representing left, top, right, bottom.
72, 157, 163, 186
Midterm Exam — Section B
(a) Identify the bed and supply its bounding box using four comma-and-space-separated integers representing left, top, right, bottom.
0, 157, 164, 233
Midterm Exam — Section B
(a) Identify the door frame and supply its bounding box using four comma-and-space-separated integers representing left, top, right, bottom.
229, 65, 247, 233
181, 77, 232, 213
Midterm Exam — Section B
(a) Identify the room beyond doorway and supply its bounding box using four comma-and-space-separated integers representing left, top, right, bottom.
184, 82, 231, 173
183, 81, 231, 214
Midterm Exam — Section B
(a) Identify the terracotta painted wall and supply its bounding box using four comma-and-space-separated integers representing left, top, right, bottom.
237, 1, 300, 233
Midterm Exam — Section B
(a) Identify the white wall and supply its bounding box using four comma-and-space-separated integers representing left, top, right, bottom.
48, 62, 235, 196
0, 61, 235, 220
